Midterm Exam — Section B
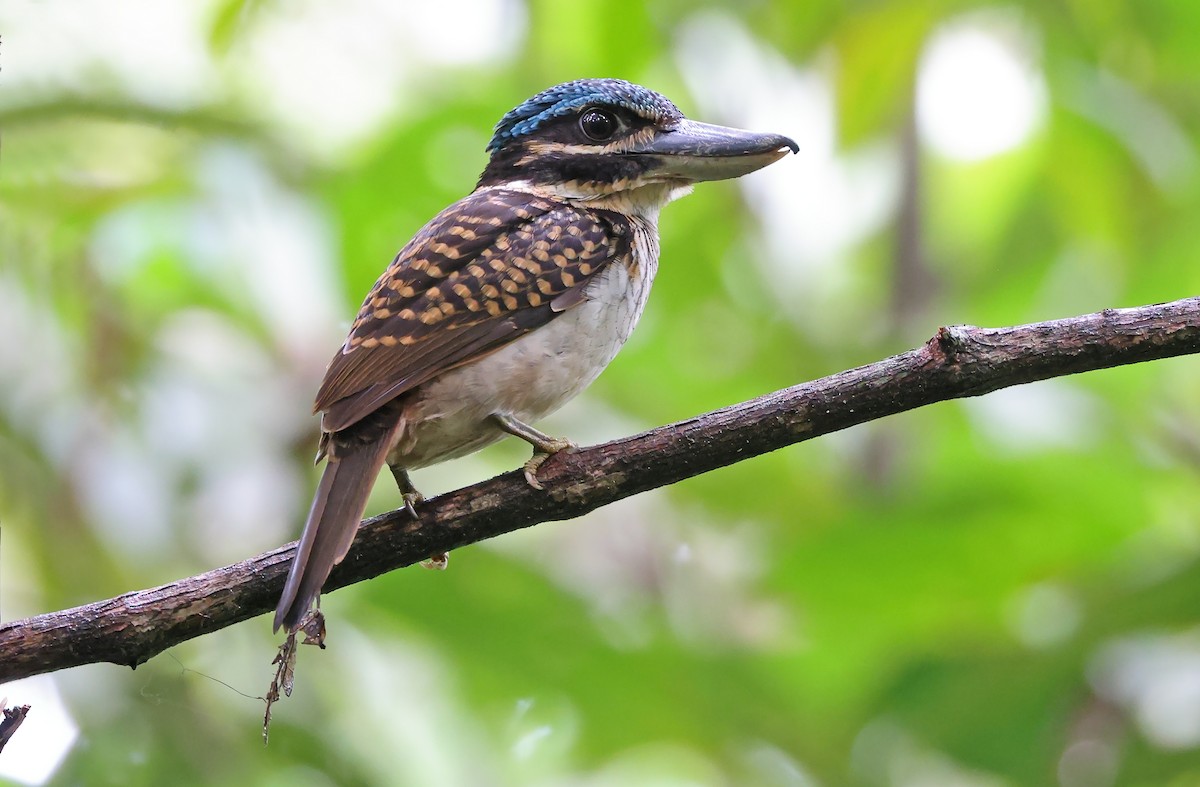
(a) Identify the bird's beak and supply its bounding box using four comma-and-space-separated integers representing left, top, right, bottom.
630, 119, 798, 182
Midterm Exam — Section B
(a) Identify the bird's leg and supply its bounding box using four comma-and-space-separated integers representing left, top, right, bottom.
389, 464, 445, 568
388, 465, 424, 519
490, 413, 577, 490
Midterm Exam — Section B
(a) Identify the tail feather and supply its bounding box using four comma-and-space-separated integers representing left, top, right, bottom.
274, 417, 401, 633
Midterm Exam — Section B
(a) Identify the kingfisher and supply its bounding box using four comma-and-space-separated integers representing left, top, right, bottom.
274, 78, 797, 632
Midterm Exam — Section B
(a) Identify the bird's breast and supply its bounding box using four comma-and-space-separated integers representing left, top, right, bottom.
391, 218, 658, 469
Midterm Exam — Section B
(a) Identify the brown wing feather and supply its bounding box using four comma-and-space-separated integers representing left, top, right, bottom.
316, 188, 631, 433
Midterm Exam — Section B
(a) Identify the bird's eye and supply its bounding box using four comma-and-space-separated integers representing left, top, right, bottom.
579, 108, 618, 141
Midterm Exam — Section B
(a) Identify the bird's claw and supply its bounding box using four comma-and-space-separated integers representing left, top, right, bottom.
390, 466, 424, 518
522, 438, 577, 490
420, 552, 449, 570
488, 413, 576, 491
402, 490, 424, 519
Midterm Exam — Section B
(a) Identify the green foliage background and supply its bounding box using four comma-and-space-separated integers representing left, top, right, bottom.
3, 1, 1200, 785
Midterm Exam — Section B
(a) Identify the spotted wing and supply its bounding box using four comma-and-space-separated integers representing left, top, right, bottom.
316, 189, 631, 433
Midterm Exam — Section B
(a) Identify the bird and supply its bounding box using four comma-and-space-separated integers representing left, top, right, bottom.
273, 78, 797, 633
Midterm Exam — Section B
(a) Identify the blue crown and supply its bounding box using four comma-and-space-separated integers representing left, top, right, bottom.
486, 78, 682, 153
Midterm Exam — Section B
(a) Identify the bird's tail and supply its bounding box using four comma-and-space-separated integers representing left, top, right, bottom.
274, 413, 402, 633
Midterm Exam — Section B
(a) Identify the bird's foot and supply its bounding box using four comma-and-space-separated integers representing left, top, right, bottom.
490, 413, 577, 490
401, 489, 424, 519
420, 552, 449, 570
522, 438, 577, 490
389, 465, 425, 518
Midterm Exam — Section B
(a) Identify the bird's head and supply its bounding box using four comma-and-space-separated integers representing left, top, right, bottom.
476, 78, 797, 208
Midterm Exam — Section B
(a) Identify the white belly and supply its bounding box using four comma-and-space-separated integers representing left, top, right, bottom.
390, 248, 656, 469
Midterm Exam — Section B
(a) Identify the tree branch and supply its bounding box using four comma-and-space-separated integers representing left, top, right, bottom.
3, 297, 1199, 683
